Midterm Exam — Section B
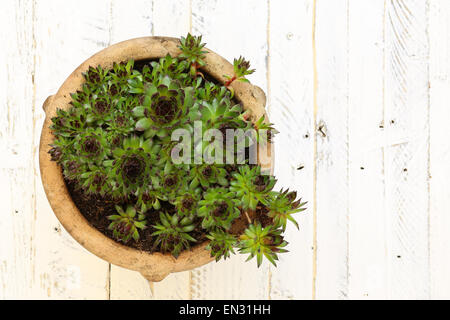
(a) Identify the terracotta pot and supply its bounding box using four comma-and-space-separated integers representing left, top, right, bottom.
39, 36, 272, 282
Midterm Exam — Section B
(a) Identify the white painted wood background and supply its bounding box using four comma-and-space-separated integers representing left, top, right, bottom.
0, 0, 449, 299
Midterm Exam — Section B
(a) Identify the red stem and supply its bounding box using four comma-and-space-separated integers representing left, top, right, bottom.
224, 75, 237, 87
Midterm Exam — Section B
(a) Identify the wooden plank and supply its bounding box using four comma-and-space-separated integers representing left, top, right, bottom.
0, 0, 35, 298
383, 0, 430, 299
429, 0, 450, 300
190, 0, 270, 299
110, 0, 153, 44
32, 0, 113, 299
110, 266, 153, 300
347, 0, 388, 299
153, 0, 191, 37
313, 0, 350, 299
267, 0, 315, 300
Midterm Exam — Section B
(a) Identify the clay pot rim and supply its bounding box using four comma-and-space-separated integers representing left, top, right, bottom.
39, 36, 272, 282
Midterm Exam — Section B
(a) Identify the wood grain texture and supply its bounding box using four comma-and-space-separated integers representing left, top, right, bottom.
153, 0, 191, 37
32, 0, 113, 299
429, 0, 450, 300
314, 0, 350, 299
1, 0, 450, 299
267, 0, 314, 300
347, 0, 388, 299
384, 0, 430, 299
110, 0, 153, 44
0, 0, 36, 299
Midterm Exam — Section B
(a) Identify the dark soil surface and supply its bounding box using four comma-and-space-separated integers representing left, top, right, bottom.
66, 178, 156, 252
65, 176, 262, 254
66, 177, 211, 253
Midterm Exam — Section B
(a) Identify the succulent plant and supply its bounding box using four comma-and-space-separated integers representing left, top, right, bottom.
159, 170, 188, 202
195, 81, 230, 103
230, 165, 276, 210
224, 56, 255, 87
131, 76, 195, 139
50, 107, 88, 137
174, 190, 201, 218
136, 189, 162, 212
73, 128, 109, 163
49, 33, 306, 266
78, 165, 110, 195
266, 189, 307, 231
198, 97, 246, 132
152, 54, 191, 85
84, 65, 108, 85
198, 188, 240, 230
108, 205, 147, 243
110, 136, 160, 198
206, 229, 237, 262
252, 115, 278, 143
152, 212, 197, 258
239, 223, 288, 267
188, 164, 229, 189
178, 33, 207, 76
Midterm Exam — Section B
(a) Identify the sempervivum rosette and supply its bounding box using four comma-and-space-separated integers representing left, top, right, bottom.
132, 76, 195, 139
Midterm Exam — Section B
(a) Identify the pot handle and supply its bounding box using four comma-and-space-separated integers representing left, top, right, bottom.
140, 270, 171, 282
42, 95, 55, 115
253, 85, 267, 108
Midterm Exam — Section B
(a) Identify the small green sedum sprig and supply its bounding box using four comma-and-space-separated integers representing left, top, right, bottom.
48, 33, 306, 268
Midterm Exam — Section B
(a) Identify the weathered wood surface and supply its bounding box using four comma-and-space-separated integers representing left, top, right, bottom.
0, 0, 449, 299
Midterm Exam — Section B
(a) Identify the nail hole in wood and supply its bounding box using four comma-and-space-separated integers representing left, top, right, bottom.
317, 123, 327, 137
